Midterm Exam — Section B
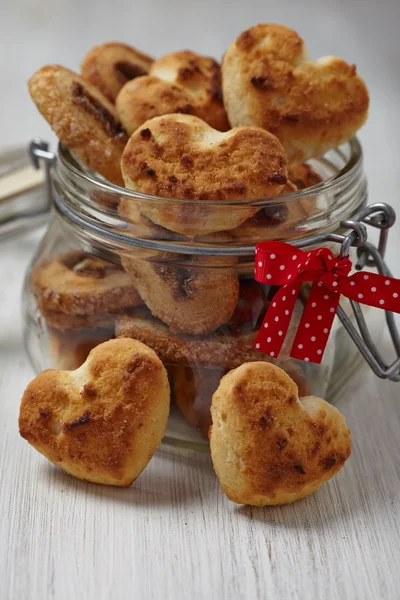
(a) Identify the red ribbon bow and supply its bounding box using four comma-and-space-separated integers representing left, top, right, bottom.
254, 241, 400, 364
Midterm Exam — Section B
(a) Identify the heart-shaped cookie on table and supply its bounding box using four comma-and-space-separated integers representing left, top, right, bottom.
120, 113, 289, 236
222, 24, 369, 162
210, 362, 351, 506
28, 65, 128, 185
116, 50, 229, 134
19, 338, 170, 486
81, 42, 153, 103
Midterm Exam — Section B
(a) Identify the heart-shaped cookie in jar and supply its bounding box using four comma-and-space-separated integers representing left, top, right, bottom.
81, 41, 153, 103
116, 50, 229, 134
19, 339, 170, 486
222, 24, 369, 161
120, 113, 289, 237
28, 65, 128, 186
210, 362, 351, 506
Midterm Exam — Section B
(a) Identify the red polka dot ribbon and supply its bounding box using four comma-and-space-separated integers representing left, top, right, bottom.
254, 241, 400, 364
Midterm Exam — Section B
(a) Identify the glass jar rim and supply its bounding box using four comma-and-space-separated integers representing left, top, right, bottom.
52, 137, 367, 257
57, 137, 363, 207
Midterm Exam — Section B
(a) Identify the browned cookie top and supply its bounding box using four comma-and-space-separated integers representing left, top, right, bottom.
210, 362, 352, 505
222, 24, 369, 161
19, 338, 170, 486
81, 41, 153, 103
116, 50, 229, 134
121, 113, 288, 201
32, 251, 142, 317
29, 65, 128, 185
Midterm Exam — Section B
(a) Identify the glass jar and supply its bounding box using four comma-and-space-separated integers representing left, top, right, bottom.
22, 138, 370, 449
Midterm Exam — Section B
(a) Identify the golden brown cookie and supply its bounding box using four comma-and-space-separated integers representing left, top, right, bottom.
115, 293, 302, 366
116, 50, 229, 134
31, 251, 142, 318
19, 338, 170, 486
121, 255, 239, 335
120, 113, 288, 236
116, 307, 263, 367
210, 362, 351, 506
39, 310, 117, 331
28, 65, 128, 185
81, 42, 153, 103
222, 24, 369, 161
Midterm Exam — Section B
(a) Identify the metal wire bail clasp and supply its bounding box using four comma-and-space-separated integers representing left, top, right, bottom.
335, 203, 400, 380
0, 138, 55, 239
29, 138, 56, 208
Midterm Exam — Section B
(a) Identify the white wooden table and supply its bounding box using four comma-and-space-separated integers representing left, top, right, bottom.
2, 0, 400, 598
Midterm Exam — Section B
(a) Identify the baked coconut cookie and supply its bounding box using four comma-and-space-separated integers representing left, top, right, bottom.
222, 24, 369, 161
28, 65, 128, 185
120, 113, 289, 236
19, 338, 170, 486
81, 41, 153, 103
210, 362, 351, 506
120, 254, 239, 335
31, 251, 142, 324
116, 50, 229, 134
115, 290, 303, 366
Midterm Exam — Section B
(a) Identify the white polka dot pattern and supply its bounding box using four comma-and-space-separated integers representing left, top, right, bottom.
253, 241, 400, 365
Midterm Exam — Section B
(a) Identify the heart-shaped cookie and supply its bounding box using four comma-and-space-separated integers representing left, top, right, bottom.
210, 362, 351, 505
222, 24, 369, 161
32, 251, 142, 318
120, 254, 239, 335
120, 113, 289, 236
28, 65, 128, 185
115, 295, 303, 367
116, 50, 229, 134
19, 338, 170, 486
81, 42, 153, 103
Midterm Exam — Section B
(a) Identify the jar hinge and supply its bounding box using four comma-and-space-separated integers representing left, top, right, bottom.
336, 203, 400, 380
29, 137, 56, 210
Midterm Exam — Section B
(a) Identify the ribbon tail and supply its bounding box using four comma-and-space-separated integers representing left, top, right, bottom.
290, 281, 340, 364
341, 271, 400, 313
254, 282, 301, 359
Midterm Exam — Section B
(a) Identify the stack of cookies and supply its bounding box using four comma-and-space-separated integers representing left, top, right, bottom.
28, 23, 369, 437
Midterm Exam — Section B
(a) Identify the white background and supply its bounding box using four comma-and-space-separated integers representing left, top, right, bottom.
1, 1, 400, 599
